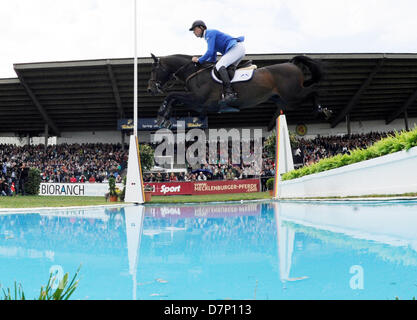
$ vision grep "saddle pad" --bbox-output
[211,68,255,84]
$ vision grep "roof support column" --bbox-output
[107,61,125,118]
[386,87,417,125]
[331,59,384,128]
[44,123,49,151]
[121,131,126,151]
[346,113,351,135]
[404,109,409,131]
[14,68,61,136]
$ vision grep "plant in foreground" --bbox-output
[1,265,81,300]
[282,126,417,181]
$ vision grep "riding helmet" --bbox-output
[189,20,207,31]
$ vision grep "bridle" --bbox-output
[149,60,170,93]
[150,58,194,93]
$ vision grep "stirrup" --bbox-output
[221,92,238,103]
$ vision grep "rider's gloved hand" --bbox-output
[192,57,201,66]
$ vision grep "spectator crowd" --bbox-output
[1,143,127,196]
[293,131,393,166]
[0,131,393,196]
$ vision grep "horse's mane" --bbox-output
[160,54,193,71]
[162,54,192,63]
[170,54,192,59]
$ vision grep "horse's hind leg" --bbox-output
[311,93,333,120]
[269,94,287,112]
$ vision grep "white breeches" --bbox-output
[215,42,246,71]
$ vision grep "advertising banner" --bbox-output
[39,183,123,197]
[145,179,260,196]
[39,179,260,197]
[118,117,208,131]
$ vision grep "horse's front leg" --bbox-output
[156,99,173,128]
[157,92,199,129]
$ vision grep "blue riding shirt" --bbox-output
[198,29,245,64]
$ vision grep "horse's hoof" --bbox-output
[164,120,172,129]
[156,116,165,127]
[158,102,168,116]
[156,117,171,129]
[323,108,333,120]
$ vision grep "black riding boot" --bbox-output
[218,66,238,105]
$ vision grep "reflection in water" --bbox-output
[125,206,145,300]
[278,201,417,267]
[0,200,417,299]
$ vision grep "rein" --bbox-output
[172,61,194,80]
[152,60,194,91]
[161,61,195,90]
[184,65,213,87]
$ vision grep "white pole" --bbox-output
[133,0,138,136]
[125,0,144,204]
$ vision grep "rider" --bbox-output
[189,20,245,106]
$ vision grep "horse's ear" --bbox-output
[151,53,158,62]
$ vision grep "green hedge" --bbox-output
[282,126,417,181]
[266,177,275,190]
[139,144,154,171]
[25,168,42,195]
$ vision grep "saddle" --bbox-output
[212,60,257,84]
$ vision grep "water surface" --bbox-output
[1,200,416,300]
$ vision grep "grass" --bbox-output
[0,195,110,208]
[2,191,417,208]
[3,191,417,208]
[0,192,272,208]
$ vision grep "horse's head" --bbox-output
[147,53,173,95]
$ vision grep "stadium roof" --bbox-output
[1,53,417,136]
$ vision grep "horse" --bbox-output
[147,53,330,128]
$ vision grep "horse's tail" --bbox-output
[290,55,323,87]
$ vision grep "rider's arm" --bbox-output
[198,32,217,64]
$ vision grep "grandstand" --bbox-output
[0,53,416,144]
[1,53,417,196]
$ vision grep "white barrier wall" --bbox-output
[39,183,124,197]
[55,131,150,144]
[0,134,56,146]
[0,131,150,145]
[279,146,417,198]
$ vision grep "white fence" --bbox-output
[279,146,417,198]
